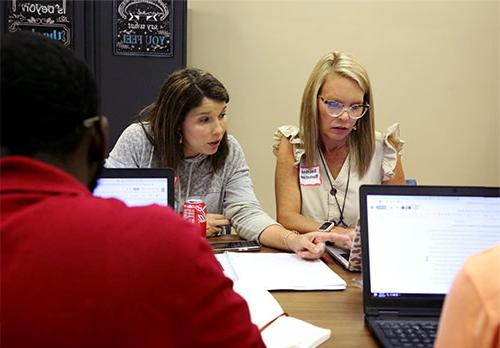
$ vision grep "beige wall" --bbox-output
[187,0,500,216]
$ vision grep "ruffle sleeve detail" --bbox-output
[380,123,405,181]
[272,125,305,167]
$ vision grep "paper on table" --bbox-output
[216,252,346,290]
[261,316,331,348]
[232,281,284,329]
[233,281,332,348]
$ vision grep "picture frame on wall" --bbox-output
[113,0,174,57]
[6,0,73,48]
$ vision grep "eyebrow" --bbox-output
[213,106,227,116]
[324,97,364,105]
[196,105,227,117]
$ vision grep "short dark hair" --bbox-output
[1,31,98,155]
[139,67,230,171]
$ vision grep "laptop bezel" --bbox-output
[97,168,175,208]
[360,184,500,316]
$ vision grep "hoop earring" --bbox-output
[176,130,183,144]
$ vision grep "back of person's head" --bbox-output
[140,67,230,170]
[1,31,98,156]
[300,51,375,176]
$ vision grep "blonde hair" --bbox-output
[299,51,375,177]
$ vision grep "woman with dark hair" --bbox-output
[107,67,326,258]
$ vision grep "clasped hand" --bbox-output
[286,232,326,260]
[206,213,230,237]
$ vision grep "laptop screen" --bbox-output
[360,185,500,313]
[93,168,175,208]
[367,194,500,297]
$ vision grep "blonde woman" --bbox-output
[273,51,405,249]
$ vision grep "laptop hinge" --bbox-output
[376,309,439,318]
[378,310,400,317]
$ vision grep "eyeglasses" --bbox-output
[318,96,369,120]
[82,116,100,128]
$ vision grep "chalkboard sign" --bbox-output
[113,0,173,57]
[7,0,73,47]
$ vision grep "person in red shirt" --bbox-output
[0,31,264,348]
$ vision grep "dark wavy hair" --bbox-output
[139,68,230,171]
[1,31,98,156]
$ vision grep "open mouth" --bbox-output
[208,140,221,146]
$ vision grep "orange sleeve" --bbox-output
[435,249,500,348]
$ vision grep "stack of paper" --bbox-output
[215,252,346,290]
[233,281,332,348]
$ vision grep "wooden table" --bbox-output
[210,237,378,347]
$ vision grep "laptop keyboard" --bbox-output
[376,320,437,348]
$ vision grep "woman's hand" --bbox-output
[206,213,230,237]
[312,228,355,250]
[287,232,326,260]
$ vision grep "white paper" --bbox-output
[232,281,284,329]
[261,316,331,348]
[217,252,346,290]
[215,252,238,281]
[232,280,332,348]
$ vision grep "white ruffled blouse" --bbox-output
[272,123,404,228]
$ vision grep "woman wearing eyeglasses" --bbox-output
[273,51,406,250]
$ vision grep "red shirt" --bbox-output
[1,156,264,348]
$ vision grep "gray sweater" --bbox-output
[105,123,277,240]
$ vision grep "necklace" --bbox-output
[318,147,351,227]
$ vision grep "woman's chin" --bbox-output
[196,149,218,156]
[206,144,220,154]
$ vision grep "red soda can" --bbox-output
[183,198,207,237]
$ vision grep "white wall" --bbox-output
[187,0,500,216]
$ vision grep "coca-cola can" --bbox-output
[183,198,207,237]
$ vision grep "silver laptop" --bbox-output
[360,185,500,348]
[325,219,362,271]
[93,168,175,208]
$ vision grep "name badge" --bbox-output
[299,165,322,186]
